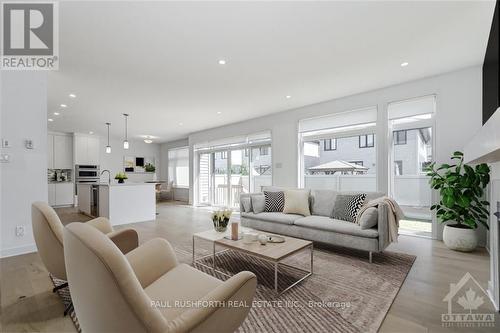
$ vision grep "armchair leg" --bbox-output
[53,282,68,293]
[369,251,373,263]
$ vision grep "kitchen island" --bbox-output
[77,182,156,225]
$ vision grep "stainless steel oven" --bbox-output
[75,165,100,194]
[76,165,100,179]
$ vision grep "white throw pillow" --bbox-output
[283,190,311,216]
[359,207,378,229]
[251,194,265,214]
[241,196,252,212]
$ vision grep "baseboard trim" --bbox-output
[1,244,37,258]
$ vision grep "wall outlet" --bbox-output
[1,138,11,148]
[25,139,34,149]
[15,225,25,237]
[0,154,10,163]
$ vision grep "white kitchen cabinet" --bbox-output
[48,135,54,169]
[48,183,74,207]
[74,134,100,165]
[48,133,73,169]
[53,135,73,169]
[48,184,56,206]
[87,137,100,165]
[55,183,74,206]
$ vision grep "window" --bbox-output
[217,151,228,159]
[167,147,189,187]
[394,130,407,145]
[299,106,377,192]
[324,138,337,151]
[359,134,374,148]
[259,147,269,156]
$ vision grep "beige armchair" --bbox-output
[31,201,139,315]
[64,222,257,333]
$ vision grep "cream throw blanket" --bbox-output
[355,196,404,243]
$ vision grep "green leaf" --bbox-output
[443,195,455,208]
[464,164,474,175]
[457,195,471,208]
[437,164,451,171]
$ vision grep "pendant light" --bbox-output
[105,122,111,154]
[123,113,129,149]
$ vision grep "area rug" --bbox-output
[50,245,414,333]
[49,275,81,333]
[186,245,415,333]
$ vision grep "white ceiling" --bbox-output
[48,0,496,143]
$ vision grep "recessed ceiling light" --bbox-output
[60,104,67,108]
[217,111,222,114]
[218,59,226,65]
[48,118,54,122]
[179,122,183,126]
[401,62,409,67]
[69,93,76,98]
[144,135,153,144]
[89,131,94,135]
[53,112,60,116]
[286,95,292,99]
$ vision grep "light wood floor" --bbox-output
[1,202,499,332]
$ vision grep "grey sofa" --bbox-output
[239,188,391,262]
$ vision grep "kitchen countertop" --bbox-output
[88,182,156,187]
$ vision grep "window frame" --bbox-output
[394,130,407,145]
[359,134,374,148]
[323,138,337,151]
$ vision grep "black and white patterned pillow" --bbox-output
[332,194,366,222]
[264,191,285,212]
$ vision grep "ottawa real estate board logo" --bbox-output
[1,2,58,70]
[442,272,495,328]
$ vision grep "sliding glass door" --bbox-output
[388,96,435,237]
[196,144,272,209]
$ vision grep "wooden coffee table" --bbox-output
[192,229,313,294]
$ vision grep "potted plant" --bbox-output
[211,209,232,232]
[145,163,156,173]
[425,151,490,252]
[115,172,128,184]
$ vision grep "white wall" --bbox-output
[159,138,189,202]
[98,136,161,183]
[1,71,48,257]
[185,66,482,239]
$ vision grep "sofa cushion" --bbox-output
[241,196,252,212]
[358,207,378,229]
[251,194,265,213]
[332,193,367,222]
[294,215,379,238]
[310,190,337,217]
[283,189,311,216]
[264,191,285,212]
[241,212,302,225]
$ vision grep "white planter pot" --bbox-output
[442,224,478,252]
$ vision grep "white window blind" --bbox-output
[388,95,436,120]
[193,131,271,152]
[168,147,189,187]
[299,106,377,140]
